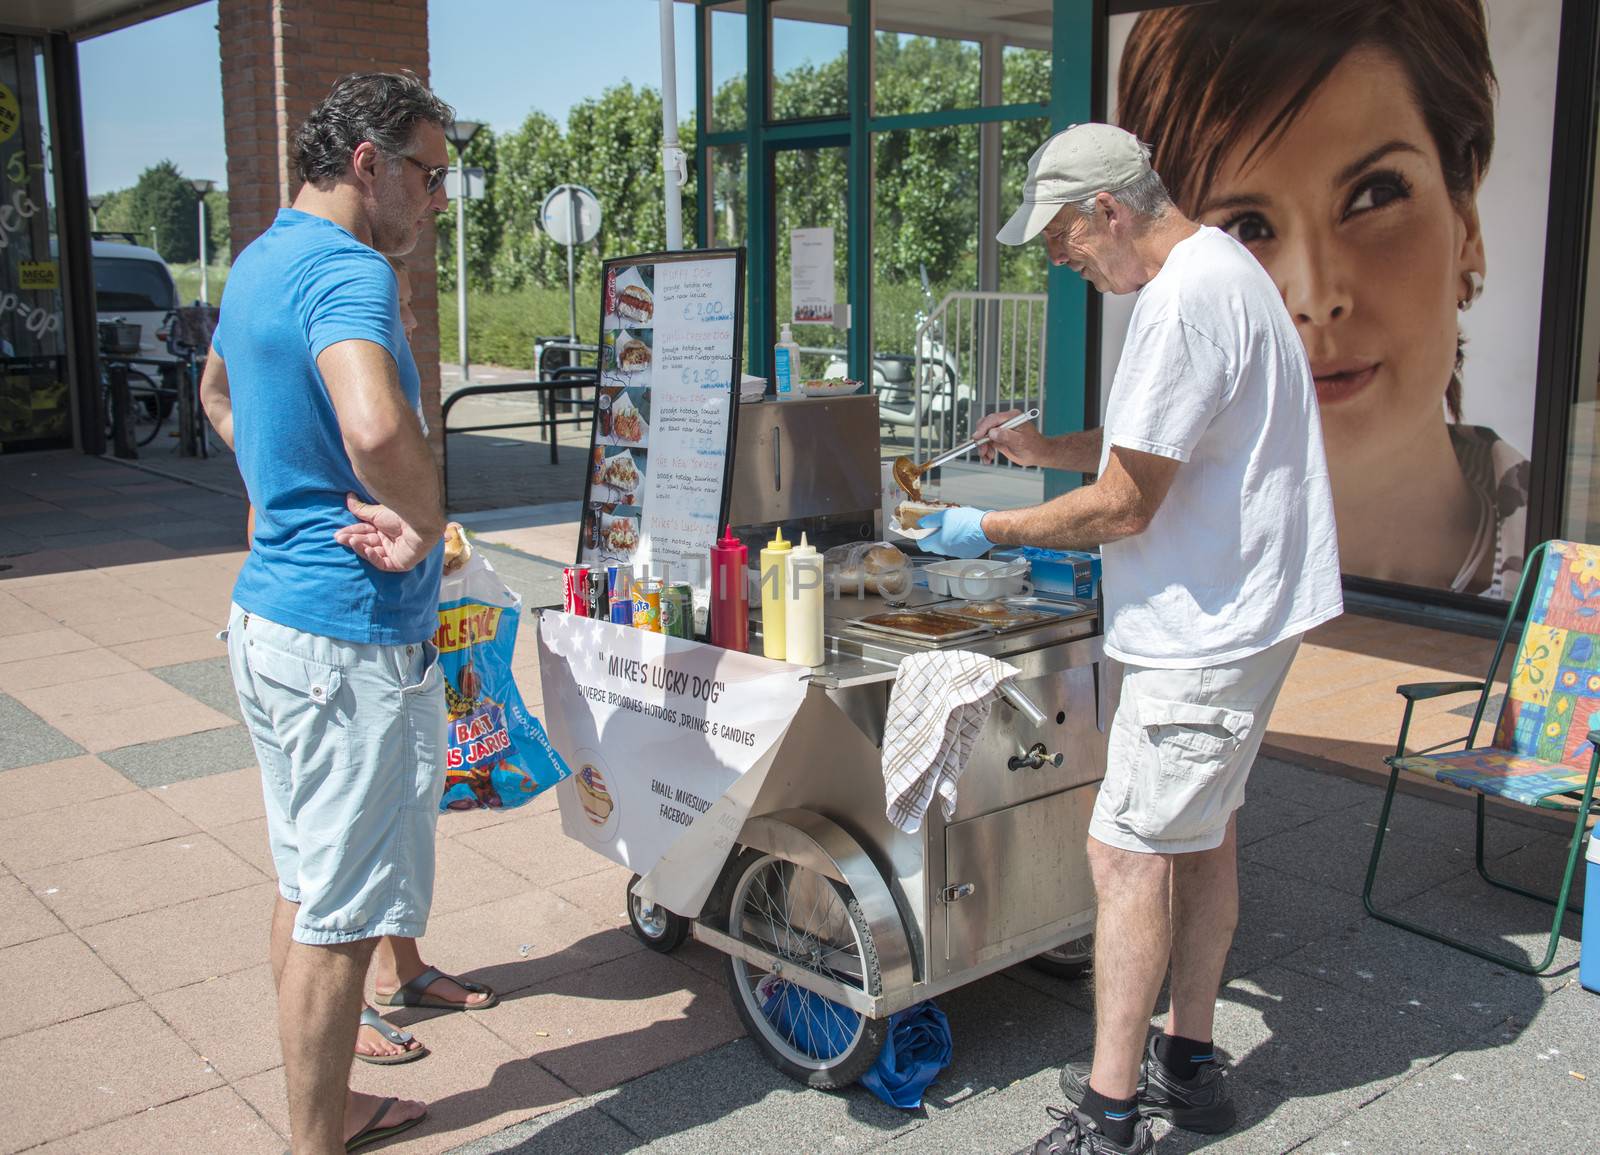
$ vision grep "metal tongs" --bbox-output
[892,407,1041,497]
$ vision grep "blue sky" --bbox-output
[80,0,845,196]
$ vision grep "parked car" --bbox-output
[93,237,179,364]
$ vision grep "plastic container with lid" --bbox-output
[758,528,791,660]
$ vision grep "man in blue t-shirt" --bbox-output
[200,73,455,1153]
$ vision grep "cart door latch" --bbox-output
[1009,743,1065,772]
[940,882,976,904]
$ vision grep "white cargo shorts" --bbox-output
[1090,634,1301,855]
[225,603,447,945]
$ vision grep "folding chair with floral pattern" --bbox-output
[1362,539,1600,974]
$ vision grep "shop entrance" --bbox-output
[0,32,69,452]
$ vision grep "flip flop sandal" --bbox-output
[373,965,499,1011]
[346,1096,426,1153]
[354,1007,428,1065]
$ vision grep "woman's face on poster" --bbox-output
[1195,47,1486,467]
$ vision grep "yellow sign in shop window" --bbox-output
[19,261,56,290]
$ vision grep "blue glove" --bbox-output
[920,506,994,559]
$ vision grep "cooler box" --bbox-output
[1583,832,1600,994]
[992,547,1102,600]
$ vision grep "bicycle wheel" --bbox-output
[124,369,165,446]
[724,848,887,1089]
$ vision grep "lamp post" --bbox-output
[190,178,215,305]
[88,193,106,231]
[442,120,483,382]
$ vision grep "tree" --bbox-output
[126,160,199,261]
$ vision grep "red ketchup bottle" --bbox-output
[710,526,750,651]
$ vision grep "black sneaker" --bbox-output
[1023,1105,1164,1155]
[1058,1036,1236,1135]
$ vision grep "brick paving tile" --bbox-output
[0,754,136,818]
[0,933,138,1040]
[0,790,197,871]
[9,667,200,716]
[149,963,282,1081]
[17,833,264,929]
[547,862,635,932]
[46,698,239,755]
[64,606,221,648]
[480,951,743,1096]
[0,1002,221,1153]
[355,1014,577,1154]
[454,807,616,887]
[78,880,277,997]
[211,815,277,876]
[0,626,97,665]
[0,598,57,638]
[29,1085,284,1154]
[429,835,531,918]
[150,765,266,829]
[401,887,642,1004]
[110,627,230,669]
[0,872,65,948]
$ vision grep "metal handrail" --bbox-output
[440,366,598,507]
[913,290,1048,468]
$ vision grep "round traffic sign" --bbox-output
[541,184,602,246]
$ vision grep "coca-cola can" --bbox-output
[563,566,590,616]
[587,570,609,619]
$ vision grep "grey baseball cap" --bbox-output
[997,123,1152,246]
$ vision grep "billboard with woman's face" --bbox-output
[1099,0,1560,600]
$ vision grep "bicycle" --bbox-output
[97,318,174,449]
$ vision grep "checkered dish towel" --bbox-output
[883,650,1020,833]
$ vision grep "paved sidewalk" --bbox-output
[1,449,1596,1154]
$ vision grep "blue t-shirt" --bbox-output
[213,208,442,645]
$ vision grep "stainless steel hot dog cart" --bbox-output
[621,394,1112,1088]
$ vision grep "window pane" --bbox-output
[771,0,848,121]
[1002,45,1050,107]
[708,3,748,135]
[773,144,848,380]
[998,119,1051,295]
[706,143,751,374]
[873,33,980,117]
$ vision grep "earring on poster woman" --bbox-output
[1458,270,1484,312]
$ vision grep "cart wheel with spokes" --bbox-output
[626,872,690,952]
[723,848,888,1089]
[1029,932,1095,980]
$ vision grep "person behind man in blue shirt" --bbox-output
[200,72,454,1154]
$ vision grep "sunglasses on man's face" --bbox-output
[398,154,449,196]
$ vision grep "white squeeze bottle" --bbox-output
[774,323,801,401]
[785,532,825,666]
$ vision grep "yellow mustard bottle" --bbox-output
[759,528,791,659]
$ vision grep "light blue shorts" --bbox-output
[225,603,446,945]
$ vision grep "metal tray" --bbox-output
[1002,595,1097,618]
[939,603,1057,632]
[847,610,988,644]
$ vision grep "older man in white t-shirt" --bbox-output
[919,124,1342,1155]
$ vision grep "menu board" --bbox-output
[577,249,745,608]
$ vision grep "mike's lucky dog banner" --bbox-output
[537,612,809,917]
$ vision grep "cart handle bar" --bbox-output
[998,679,1048,728]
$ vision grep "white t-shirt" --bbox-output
[1098,226,1342,668]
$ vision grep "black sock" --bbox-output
[1154,1033,1215,1081]
[1078,1085,1138,1148]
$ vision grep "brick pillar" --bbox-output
[216,0,444,458]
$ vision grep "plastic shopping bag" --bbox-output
[435,548,570,810]
[858,1001,952,1109]
[758,975,858,1061]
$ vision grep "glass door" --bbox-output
[0,33,67,450]
[768,140,849,390]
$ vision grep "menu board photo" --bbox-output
[578,249,746,607]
